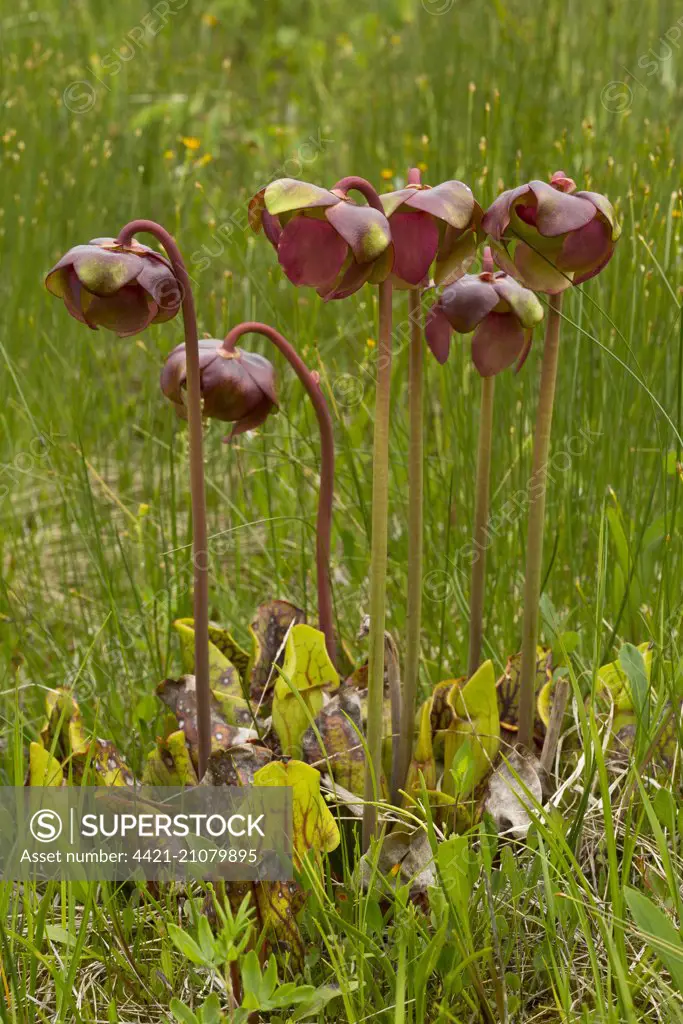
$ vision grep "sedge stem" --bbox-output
[518,293,564,749]
[117,219,211,778]
[467,374,495,678]
[363,279,393,849]
[394,288,424,801]
[221,322,336,664]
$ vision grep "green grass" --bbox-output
[1,0,682,1019]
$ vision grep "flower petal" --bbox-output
[264,178,338,216]
[556,217,611,273]
[514,243,572,294]
[425,306,453,364]
[85,286,156,336]
[226,398,275,441]
[471,314,526,377]
[277,216,347,287]
[380,188,415,219]
[71,247,144,296]
[324,202,391,263]
[482,184,531,239]
[406,180,476,230]
[241,350,279,408]
[319,258,374,300]
[521,181,597,238]
[137,261,182,322]
[438,275,499,333]
[574,191,621,241]
[434,228,478,285]
[491,275,544,328]
[388,211,439,286]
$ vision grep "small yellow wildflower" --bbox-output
[380,168,394,181]
[202,13,218,27]
[180,136,201,151]
[163,149,174,160]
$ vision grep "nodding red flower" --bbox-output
[248,178,392,300]
[380,175,482,288]
[425,260,544,377]
[482,170,620,294]
[160,340,278,440]
[45,238,182,336]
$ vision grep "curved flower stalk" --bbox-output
[251,175,393,849]
[426,254,544,679]
[249,177,393,299]
[220,321,337,665]
[45,221,218,780]
[483,173,620,749]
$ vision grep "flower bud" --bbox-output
[45,237,182,336]
[160,340,278,440]
[482,171,620,294]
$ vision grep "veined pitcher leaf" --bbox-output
[272,624,339,758]
[253,759,340,862]
[172,618,250,722]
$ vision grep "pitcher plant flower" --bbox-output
[425,260,544,376]
[47,219,214,780]
[484,173,621,749]
[45,237,182,335]
[482,170,620,295]
[379,170,482,288]
[161,340,278,440]
[427,250,544,680]
[249,177,393,299]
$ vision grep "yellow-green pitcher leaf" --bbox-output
[28,742,64,787]
[443,660,500,797]
[272,624,340,757]
[254,759,340,862]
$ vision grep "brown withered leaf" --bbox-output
[156,675,257,764]
[201,743,274,786]
[484,749,543,837]
[248,600,306,706]
[301,685,365,794]
[78,738,136,787]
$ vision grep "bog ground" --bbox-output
[0,1,682,1021]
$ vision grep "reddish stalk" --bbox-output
[222,322,336,664]
[117,219,211,779]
